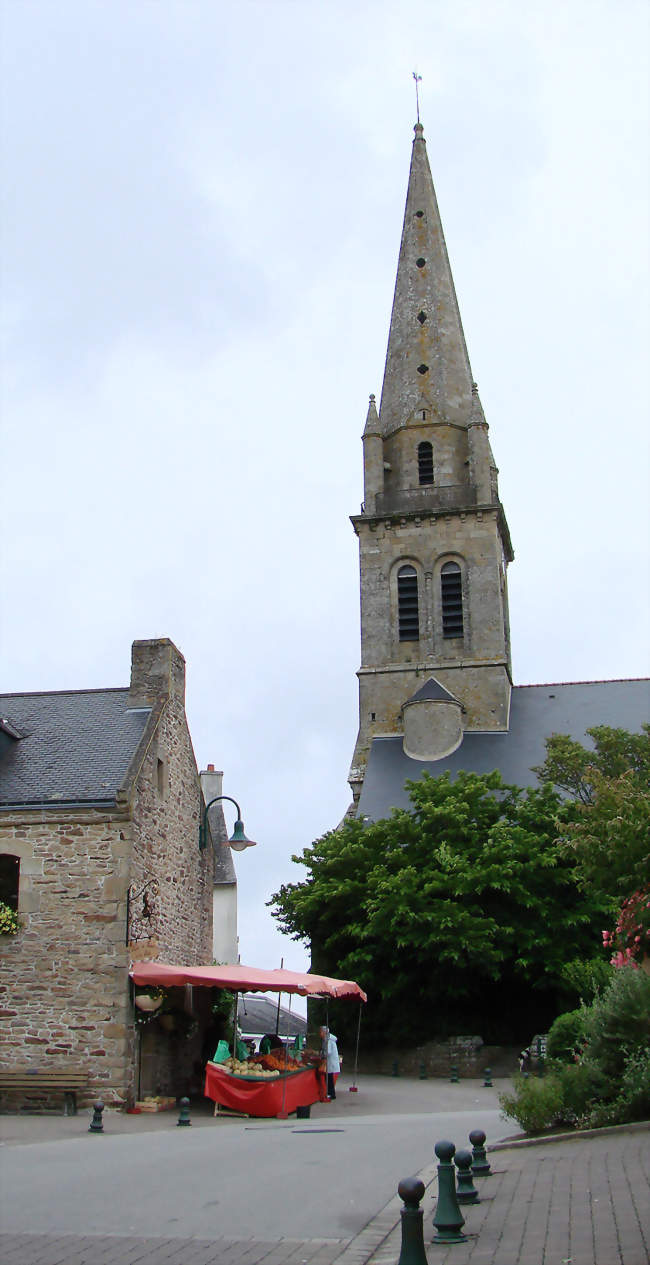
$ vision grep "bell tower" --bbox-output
[349,123,514,806]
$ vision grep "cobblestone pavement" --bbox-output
[349,1125,650,1265]
[0,1233,346,1264]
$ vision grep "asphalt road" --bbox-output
[0,1075,506,1242]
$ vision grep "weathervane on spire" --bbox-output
[412,71,422,124]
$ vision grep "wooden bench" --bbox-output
[0,1069,89,1115]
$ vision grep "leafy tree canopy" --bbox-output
[269,772,609,1045]
[535,724,650,903]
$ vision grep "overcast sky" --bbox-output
[1,1,648,992]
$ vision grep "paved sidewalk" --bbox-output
[349,1124,650,1265]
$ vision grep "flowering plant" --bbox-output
[602,888,650,967]
[0,900,21,935]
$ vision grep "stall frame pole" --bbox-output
[350,1002,362,1092]
[277,991,293,1119]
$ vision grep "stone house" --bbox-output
[0,638,235,1110]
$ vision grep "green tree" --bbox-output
[535,725,650,903]
[269,772,608,1046]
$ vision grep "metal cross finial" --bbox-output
[413,71,422,124]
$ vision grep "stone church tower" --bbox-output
[349,123,514,806]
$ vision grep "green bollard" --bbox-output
[454,1149,480,1204]
[177,1096,192,1126]
[483,1066,493,1087]
[392,1060,400,1077]
[450,1064,459,1083]
[469,1128,491,1176]
[432,1140,466,1244]
[88,1100,104,1133]
[396,1177,428,1265]
[418,1061,427,1080]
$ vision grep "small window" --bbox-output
[418,442,433,485]
[0,854,19,911]
[441,562,464,638]
[398,565,420,641]
[156,758,165,796]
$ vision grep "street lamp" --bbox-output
[199,794,257,852]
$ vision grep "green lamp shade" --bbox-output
[228,819,257,851]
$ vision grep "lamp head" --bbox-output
[227,819,257,852]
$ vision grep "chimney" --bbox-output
[129,639,186,706]
[200,766,223,805]
[200,766,228,851]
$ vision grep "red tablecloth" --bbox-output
[204,1062,322,1117]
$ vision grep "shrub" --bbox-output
[583,1045,650,1129]
[507,967,650,1134]
[499,1073,564,1134]
[580,964,650,1081]
[546,1009,586,1064]
[554,1062,600,1124]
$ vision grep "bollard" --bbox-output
[177,1096,192,1126]
[450,1064,459,1083]
[483,1067,493,1087]
[418,1061,427,1080]
[392,1060,400,1077]
[88,1100,104,1133]
[396,1177,428,1265]
[469,1128,491,1176]
[454,1149,480,1204]
[432,1140,466,1244]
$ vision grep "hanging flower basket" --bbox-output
[135,990,164,1013]
[0,901,21,936]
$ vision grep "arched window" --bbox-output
[398,565,420,641]
[441,562,464,638]
[417,441,434,485]
[0,854,19,911]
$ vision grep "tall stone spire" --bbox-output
[348,123,514,808]
[379,123,473,435]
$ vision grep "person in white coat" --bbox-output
[320,1025,340,1100]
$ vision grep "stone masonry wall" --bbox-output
[358,1037,520,1078]
[129,694,212,966]
[0,809,133,1109]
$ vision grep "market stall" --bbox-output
[130,961,367,1119]
[204,1060,320,1117]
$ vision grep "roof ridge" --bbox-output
[0,686,131,700]
[515,678,649,689]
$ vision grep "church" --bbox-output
[348,123,648,820]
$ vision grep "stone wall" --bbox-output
[128,695,213,966]
[0,809,133,1109]
[357,1036,520,1079]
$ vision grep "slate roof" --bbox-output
[237,994,308,1038]
[0,689,153,808]
[408,677,461,704]
[358,678,650,821]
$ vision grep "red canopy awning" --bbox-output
[129,960,367,1003]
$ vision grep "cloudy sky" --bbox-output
[2,1,648,987]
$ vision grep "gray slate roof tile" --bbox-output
[0,689,152,807]
[358,678,650,821]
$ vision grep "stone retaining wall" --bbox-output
[357,1035,520,1078]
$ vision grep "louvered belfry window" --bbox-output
[441,562,464,638]
[398,565,420,641]
[418,441,434,485]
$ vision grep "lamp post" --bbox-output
[199,794,257,852]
